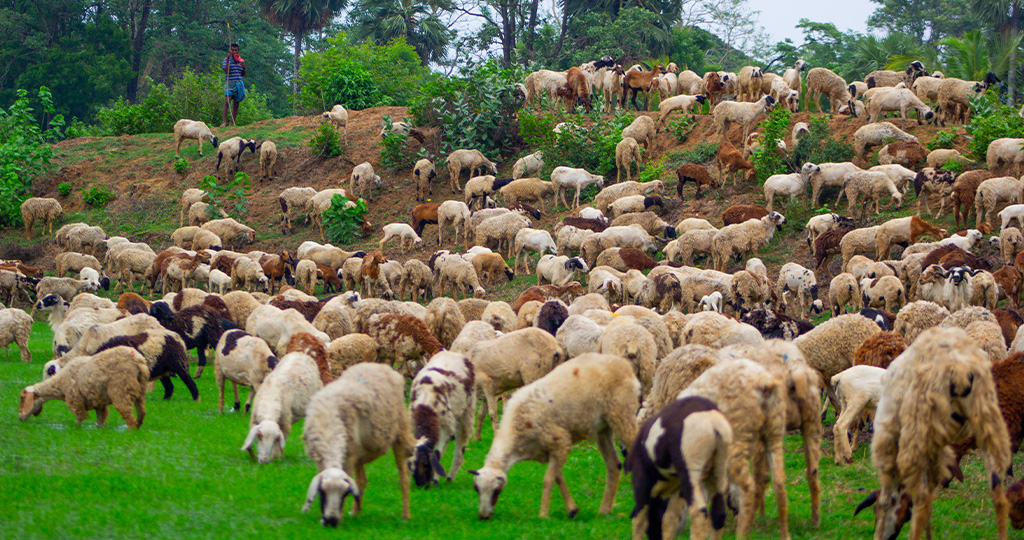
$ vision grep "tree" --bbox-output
[258,0,347,92]
[867,0,982,45]
[971,0,1024,101]
[348,0,453,65]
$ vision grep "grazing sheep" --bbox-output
[214,329,277,413]
[830,365,886,464]
[865,87,935,128]
[860,275,907,313]
[350,162,381,201]
[512,151,544,180]
[215,137,256,173]
[513,228,557,273]
[379,223,422,253]
[20,197,62,239]
[763,173,805,212]
[476,211,532,258]
[806,67,854,114]
[655,93,707,128]
[710,212,787,271]
[0,307,32,363]
[776,262,821,318]
[408,351,476,486]
[173,119,218,157]
[616,137,642,183]
[300,363,414,526]
[608,195,665,218]
[593,180,665,213]
[987,138,1024,175]
[472,353,639,519]
[853,122,918,163]
[551,166,606,209]
[622,115,657,150]
[412,158,437,202]
[241,348,323,464]
[257,140,277,178]
[713,95,776,144]
[806,213,855,249]
[829,273,862,316]
[500,178,553,213]
[447,148,497,192]
[801,162,864,208]
[795,314,881,415]
[838,171,903,218]
[322,104,348,143]
[367,313,442,376]
[937,74,998,124]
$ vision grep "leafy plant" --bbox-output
[199,172,251,218]
[965,90,1024,161]
[308,123,344,157]
[173,159,190,174]
[637,156,667,183]
[323,194,369,244]
[942,158,965,174]
[669,142,719,165]
[519,110,634,178]
[926,129,958,151]
[82,185,115,207]
[667,117,697,143]
[784,115,854,171]
[751,108,792,184]
[0,87,63,226]
[57,182,72,196]
[379,115,414,170]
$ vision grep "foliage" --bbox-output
[670,141,720,165]
[667,117,697,143]
[173,159,190,174]
[0,87,63,227]
[347,0,453,66]
[323,194,369,244]
[519,110,634,177]
[379,115,415,170]
[942,158,965,174]
[294,33,428,113]
[964,90,1024,160]
[199,172,252,219]
[637,156,667,183]
[784,115,855,172]
[82,185,116,207]
[308,123,345,157]
[57,183,72,197]
[96,70,272,136]
[536,8,674,68]
[410,59,525,160]
[867,0,982,45]
[927,129,960,150]
[751,108,792,184]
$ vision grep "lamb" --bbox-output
[240,347,323,464]
[655,93,707,128]
[763,172,805,212]
[709,211,787,272]
[214,329,277,413]
[551,166,605,209]
[865,87,935,128]
[472,353,638,519]
[853,122,918,163]
[860,275,906,313]
[806,67,854,114]
[433,253,486,299]
[627,396,732,540]
[677,359,789,539]
[717,138,756,184]
[776,262,821,318]
[0,307,32,363]
[322,104,348,144]
[468,327,564,438]
[215,136,256,173]
[208,268,232,295]
[19,346,149,429]
[512,151,544,180]
[616,137,642,183]
[987,138,1024,175]
[794,313,881,415]
[592,180,665,213]
[879,140,929,169]
[608,195,664,218]
[349,162,381,201]
[407,351,476,487]
[611,212,677,238]
[257,140,277,178]
[378,223,422,254]
[862,327,1010,540]
[712,95,776,144]
[20,197,62,238]
[830,365,886,464]
[783,59,806,92]
[837,171,903,218]
[829,273,862,316]
[800,162,864,207]
[367,313,442,376]
[805,213,856,248]
[173,119,218,157]
[500,178,553,213]
[446,148,497,192]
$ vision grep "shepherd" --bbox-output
[222,43,246,127]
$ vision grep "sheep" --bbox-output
[853,122,918,163]
[54,252,101,279]
[805,213,855,248]
[599,322,657,393]
[434,200,471,246]
[865,87,935,128]
[911,167,957,217]
[830,365,886,464]
[674,163,717,200]
[447,148,497,192]
[246,304,329,355]
[709,212,787,272]
[178,189,207,227]
[677,359,789,539]
[611,212,677,240]
[433,253,486,299]
[0,307,32,363]
[717,138,755,185]
[627,396,732,540]
[853,331,908,369]
[299,363,413,527]
[214,329,277,413]
[870,164,918,197]
[397,259,431,303]
[500,178,553,213]
[800,162,863,207]
[937,75,998,124]
[598,224,661,254]
[736,65,764,101]
[468,327,564,439]
[806,67,854,114]
[776,262,821,318]
[593,180,665,213]
[763,173,804,212]
[406,351,476,488]
[215,136,256,173]
[616,137,642,183]
[208,268,231,295]
[860,275,907,313]
[794,313,881,415]
[525,69,569,104]
[551,166,605,209]
[150,301,224,378]
[378,223,421,254]
[230,256,269,293]
[201,217,255,250]
[1000,205,1024,233]
[367,313,442,376]
[257,140,277,178]
[974,176,1023,227]
[349,162,381,201]
[322,104,348,143]
[837,171,903,218]
[862,327,1010,540]
[462,175,510,210]
[987,138,1024,175]
[608,195,664,218]
[472,353,638,520]
[875,215,946,260]
[423,297,465,350]
[927,148,967,170]
[713,95,776,144]
[323,333,378,375]
[512,151,544,180]
[19,346,149,429]
[830,273,862,316]
[655,93,707,128]
[34,276,98,304]
[173,119,218,157]
[512,228,556,273]
[622,64,664,110]
[20,197,62,238]
[476,212,532,258]
[296,241,364,272]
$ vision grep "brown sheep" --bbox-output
[995,266,1023,310]
[595,247,658,271]
[675,163,717,199]
[951,352,1024,484]
[359,252,388,298]
[471,252,515,285]
[717,138,755,185]
[879,140,928,169]
[950,170,995,230]
[853,331,907,368]
[722,204,769,226]
[285,332,332,386]
[116,292,151,316]
[367,313,443,376]
[994,308,1024,348]
[560,216,608,232]
[814,229,852,279]
[411,203,440,238]
[922,244,992,271]
[557,67,592,111]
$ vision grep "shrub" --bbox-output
[379,115,415,170]
[199,172,251,218]
[519,110,634,178]
[965,90,1024,161]
[926,128,958,151]
[751,108,792,184]
[667,117,697,143]
[670,141,719,165]
[57,182,72,196]
[173,159,190,174]
[638,156,667,183]
[0,87,63,226]
[784,115,853,171]
[308,123,344,157]
[323,194,369,244]
[942,158,964,174]
[82,185,116,207]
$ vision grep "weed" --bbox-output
[57,182,72,196]
[308,123,344,157]
[173,158,190,174]
[200,172,251,219]
[82,185,115,207]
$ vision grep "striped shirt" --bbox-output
[223,57,244,83]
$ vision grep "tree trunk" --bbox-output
[126,0,153,102]
[293,31,303,94]
[523,0,539,63]
[501,0,515,68]
[551,6,570,60]
[1010,2,1021,105]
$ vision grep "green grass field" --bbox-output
[0,321,1014,539]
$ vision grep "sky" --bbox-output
[746,0,878,44]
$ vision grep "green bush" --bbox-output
[82,185,115,207]
[965,90,1024,161]
[784,115,854,171]
[0,87,63,226]
[519,110,634,178]
[323,194,369,244]
[926,128,958,151]
[308,123,344,157]
[199,172,250,218]
[670,142,719,165]
[667,117,697,143]
[942,158,964,174]
[379,115,415,170]
[751,108,792,184]
[57,182,72,196]
[637,156,667,183]
[173,159,190,174]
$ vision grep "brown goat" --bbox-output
[621,65,663,110]
[996,266,1024,310]
[881,140,928,169]
[315,264,342,293]
[675,163,717,199]
[853,331,907,368]
[556,67,592,111]
[520,281,585,301]
[258,251,296,294]
[412,203,440,237]
[717,138,755,184]
[359,251,388,298]
[951,352,1024,482]
[813,228,851,279]
[703,71,726,106]
[722,204,768,225]
[560,216,608,232]
[116,292,152,315]
[995,308,1024,348]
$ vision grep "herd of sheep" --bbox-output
[4,54,1024,540]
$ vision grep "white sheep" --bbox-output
[622,115,657,150]
[322,104,348,144]
[763,172,805,212]
[999,204,1024,231]
[408,351,476,486]
[240,350,323,464]
[0,307,32,363]
[852,122,918,163]
[500,178,553,213]
[802,161,864,207]
[173,119,218,157]
[437,200,471,245]
[447,148,497,192]
[214,329,277,413]
[976,176,1021,226]
[379,223,422,253]
[870,163,918,195]
[412,158,436,201]
[512,151,544,179]
[655,94,707,128]
[513,228,556,273]
[865,87,935,128]
[710,212,787,271]
[551,166,605,209]
[256,140,277,178]
[20,197,62,238]
[806,67,854,114]
[830,365,885,464]
[987,138,1024,174]
[615,137,642,183]
[208,269,232,295]
[536,254,589,287]
[215,137,257,173]
[836,170,903,218]
[712,94,776,144]
[350,162,381,201]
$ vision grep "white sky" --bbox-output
[746,0,877,43]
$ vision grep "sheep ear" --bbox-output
[430,450,447,477]
[468,469,479,476]
[241,425,259,454]
[302,472,323,513]
[853,491,878,516]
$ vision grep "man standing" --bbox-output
[222,43,246,127]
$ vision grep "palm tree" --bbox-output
[940,30,991,80]
[970,0,1023,101]
[349,0,452,65]
[258,0,347,92]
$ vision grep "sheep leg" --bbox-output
[596,430,622,515]
[833,394,866,464]
[159,376,175,400]
[194,347,207,379]
[232,382,241,411]
[216,369,226,413]
[908,490,934,540]
[134,395,146,427]
[353,464,368,516]
[393,443,412,520]
[728,437,757,539]
[112,396,139,429]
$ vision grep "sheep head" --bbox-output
[470,466,507,520]
[409,441,446,488]
[855,489,913,540]
[241,420,285,464]
[302,467,360,527]
[1008,479,1024,529]
[17,387,46,420]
